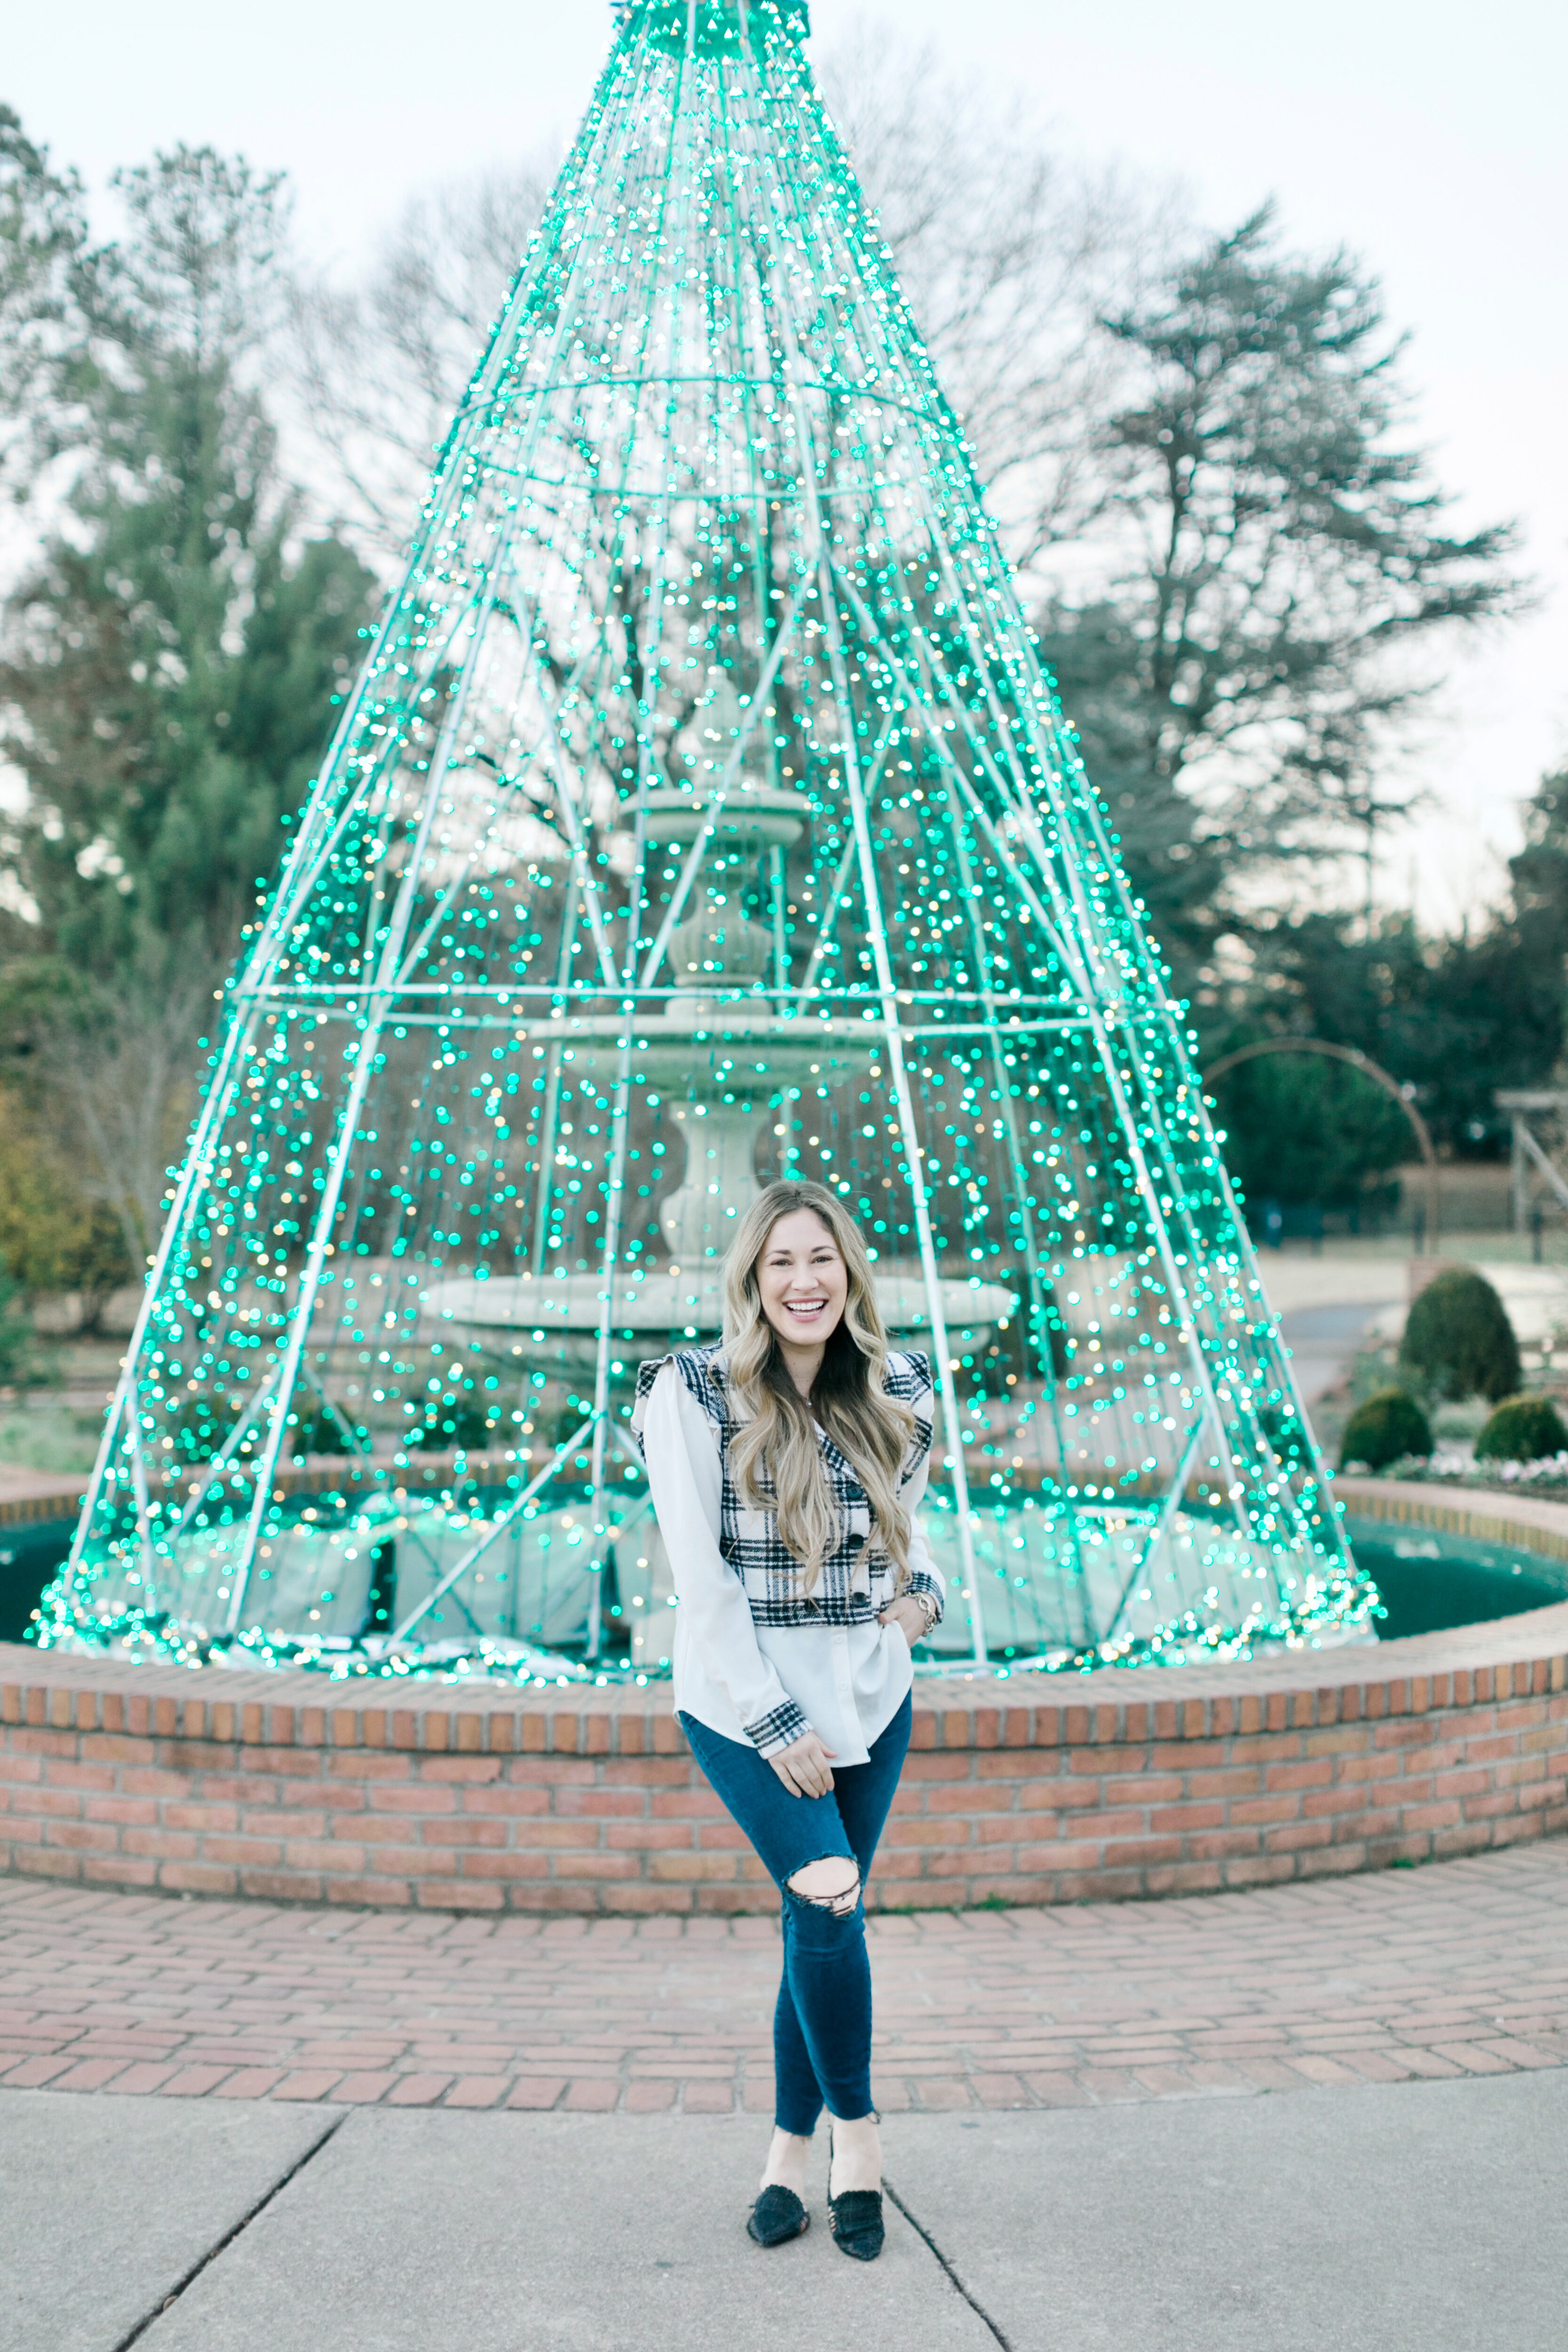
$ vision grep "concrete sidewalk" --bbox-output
[7,2071,1566,2352]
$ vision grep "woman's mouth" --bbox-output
[782,1296,827,1320]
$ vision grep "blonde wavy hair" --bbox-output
[721,1181,916,1592]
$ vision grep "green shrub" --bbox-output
[287,1404,354,1458]
[1340,1387,1433,1471]
[1398,1268,1520,1404]
[1474,1395,1568,1463]
[172,1390,244,1461]
[406,1392,505,1452]
[447,1399,504,1451]
[549,1398,596,1455]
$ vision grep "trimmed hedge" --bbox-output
[1340,1387,1433,1472]
[1474,1395,1568,1464]
[1398,1268,1521,1404]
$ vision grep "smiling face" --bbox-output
[756,1206,849,1364]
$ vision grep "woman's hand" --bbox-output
[770,1729,837,1798]
[878,1594,928,1649]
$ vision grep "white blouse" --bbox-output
[639,1361,940,1766]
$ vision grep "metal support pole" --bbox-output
[585,1022,636,1660]
[223,585,507,1632]
[773,352,989,1664]
[769,843,788,1001]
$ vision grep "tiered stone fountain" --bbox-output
[429,774,1014,1359]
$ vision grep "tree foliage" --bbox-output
[0,1250,41,1390]
[0,1084,133,1311]
[1040,208,1525,967]
[1247,767,1568,1152]
[2,148,375,975]
[0,105,85,497]
[1210,1045,1411,1213]
[0,141,378,1266]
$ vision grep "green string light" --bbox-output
[39,0,1374,1685]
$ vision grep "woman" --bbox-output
[633,1179,945,2260]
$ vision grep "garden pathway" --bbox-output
[2,1839,1566,2116]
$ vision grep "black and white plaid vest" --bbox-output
[631,1343,943,1657]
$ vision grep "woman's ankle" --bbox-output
[828,2112,881,2195]
[760,2127,812,2194]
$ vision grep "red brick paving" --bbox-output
[1,1842,1566,2114]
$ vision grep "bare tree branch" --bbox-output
[0,946,218,1272]
[816,21,1175,577]
[287,160,557,558]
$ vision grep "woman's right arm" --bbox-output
[641,1363,817,1764]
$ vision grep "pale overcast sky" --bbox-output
[8,0,1564,934]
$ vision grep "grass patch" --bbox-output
[0,1403,106,1475]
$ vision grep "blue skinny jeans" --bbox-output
[680,1693,912,2137]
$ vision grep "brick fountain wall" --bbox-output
[2,1480,1566,1913]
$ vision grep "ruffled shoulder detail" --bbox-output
[629,1344,729,1456]
[884,1348,932,1408]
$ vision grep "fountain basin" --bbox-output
[12,1487,1568,1912]
[33,1483,1375,1678]
[424,1264,1018,1367]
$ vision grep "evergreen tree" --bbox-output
[1230,766,1568,1162]
[1040,208,1524,976]
[1210,1043,1411,1219]
[0,147,378,1262]
[0,105,85,495]
[1498,765,1568,1097]
[3,148,375,973]
[0,1250,40,1391]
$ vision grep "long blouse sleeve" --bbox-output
[900,1445,945,1628]
[640,1361,812,1757]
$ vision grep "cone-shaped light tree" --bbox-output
[48,0,1371,1680]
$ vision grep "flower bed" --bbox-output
[1344,1454,1568,1495]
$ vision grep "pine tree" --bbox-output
[1244,767,1568,1157]
[1042,208,1523,971]
[0,105,85,495]
[0,148,378,1261]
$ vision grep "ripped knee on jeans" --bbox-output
[786,1856,862,1919]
